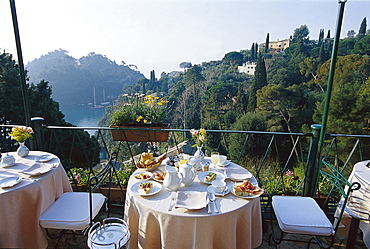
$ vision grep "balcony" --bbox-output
[1,122,369,248]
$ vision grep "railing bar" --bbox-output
[340,138,360,175]
[237,134,249,165]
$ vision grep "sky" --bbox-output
[0,0,369,78]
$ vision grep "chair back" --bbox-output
[320,158,361,233]
[88,152,118,226]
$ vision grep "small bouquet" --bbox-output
[9,126,33,143]
[190,128,207,147]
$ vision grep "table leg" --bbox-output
[346,217,360,249]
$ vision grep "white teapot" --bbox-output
[179,163,196,186]
[163,166,182,191]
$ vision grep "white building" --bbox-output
[238,61,256,76]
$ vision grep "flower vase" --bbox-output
[17,142,29,157]
[194,146,205,162]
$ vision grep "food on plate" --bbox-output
[136,152,166,169]
[139,182,153,194]
[232,180,264,197]
[154,171,166,181]
[134,172,151,180]
[205,172,217,182]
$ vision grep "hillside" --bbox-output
[26,49,145,107]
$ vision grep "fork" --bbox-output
[168,192,176,211]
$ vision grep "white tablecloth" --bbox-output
[0,151,72,249]
[346,160,370,248]
[124,160,263,249]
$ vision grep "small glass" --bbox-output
[211,152,219,166]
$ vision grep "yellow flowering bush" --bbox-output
[110,93,169,126]
[9,126,33,143]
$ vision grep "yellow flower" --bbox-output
[136,116,143,122]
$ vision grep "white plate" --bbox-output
[231,183,264,199]
[132,171,153,181]
[22,163,56,176]
[35,155,54,163]
[217,160,230,167]
[198,171,226,184]
[131,180,162,196]
[0,162,16,168]
[152,171,165,182]
[207,185,230,196]
[0,176,22,188]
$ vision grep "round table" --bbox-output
[0,151,72,249]
[124,158,263,249]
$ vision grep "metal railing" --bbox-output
[1,120,370,206]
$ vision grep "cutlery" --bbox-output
[207,193,212,214]
[209,193,218,213]
[168,192,176,211]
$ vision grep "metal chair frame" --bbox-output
[43,152,120,248]
[269,158,361,248]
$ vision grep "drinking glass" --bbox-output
[211,152,219,166]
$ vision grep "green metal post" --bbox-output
[316,0,347,194]
[303,124,321,197]
[9,0,33,149]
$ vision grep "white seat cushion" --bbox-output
[272,196,334,236]
[40,192,106,230]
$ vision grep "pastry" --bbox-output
[139,182,152,194]
[205,172,217,182]
[233,180,263,197]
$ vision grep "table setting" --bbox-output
[0,150,72,249]
[124,151,263,249]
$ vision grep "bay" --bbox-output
[60,105,106,135]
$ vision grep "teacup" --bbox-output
[218,155,227,165]
[1,154,15,166]
[212,180,226,193]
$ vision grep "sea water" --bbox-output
[60,105,106,136]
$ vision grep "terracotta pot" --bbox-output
[110,124,170,142]
[72,185,127,203]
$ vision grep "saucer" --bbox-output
[0,162,16,168]
[217,160,230,167]
[207,185,230,196]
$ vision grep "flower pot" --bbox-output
[72,185,127,203]
[110,124,170,142]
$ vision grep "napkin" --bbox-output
[175,191,207,210]
[22,163,56,175]
[225,166,252,181]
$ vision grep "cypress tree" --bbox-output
[247,52,267,112]
[358,17,367,38]
[251,43,255,61]
[265,33,270,53]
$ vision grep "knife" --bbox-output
[207,193,212,214]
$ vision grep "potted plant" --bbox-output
[109,93,170,142]
[70,164,136,202]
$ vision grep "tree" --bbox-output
[247,53,267,112]
[265,33,270,53]
[223,51,243,66]
[292,25,310,44]
[358,17,367,38]
[353,34,370,56]
[179,62,192,70]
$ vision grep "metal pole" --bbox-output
[316,0,347,192]
[303,124,321,197]
[9,0,31,127]
[9,0,33,149]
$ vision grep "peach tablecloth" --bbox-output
[124,160,263,249]
[0,151,72,249]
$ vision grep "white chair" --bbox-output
[40,152,118,246]
[270,159,360,248]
